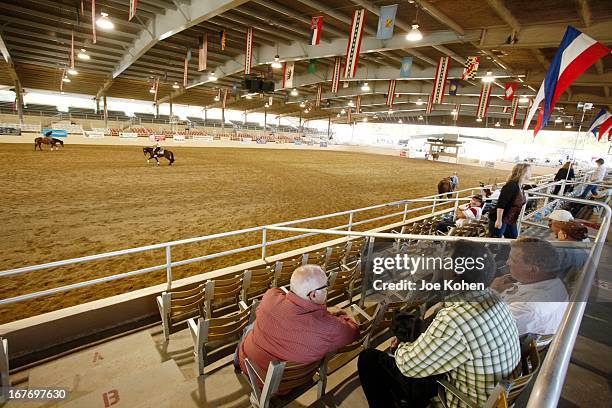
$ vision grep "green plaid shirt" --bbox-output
[395,290,520,408]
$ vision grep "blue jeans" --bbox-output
[579,184,598,199]
[492,223,518,239]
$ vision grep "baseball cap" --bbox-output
[547,209,574,222]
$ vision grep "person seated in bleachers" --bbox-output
[491,237,568,340]
[555,221,590,280]
[436,195,484,233]
[358,240,520,408]
[237,265,359,390]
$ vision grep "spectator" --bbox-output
[490,163,532,238]
[547,209,574,237]
[556,221,590,280]
[449,172,459,190]
[491,237,568,339]
[237,265,358,389]
[579,158,607,198]
[436,195,484,233]
[552,161,575,195]
[358,241,520,408]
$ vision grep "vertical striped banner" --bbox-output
[316,84,322,108]
[91,0,96,44]
[245,28,253,75]
[426,96,433,114]
[129,0,137,20]
[183,57,189,86]
[347,108,352,124]
[386,80,396,106]
[430,57,450,105]
[331,57,341,93]
[222,88,228,109]
[509,97,520,126]
[343,9,367,78]
[476,82,493,119]
[70,31,75,69]
[355,95,361,113]
[198,34,207,71]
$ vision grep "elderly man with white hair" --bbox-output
[237,264,359,390]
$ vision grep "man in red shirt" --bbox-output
[238,264,359,385]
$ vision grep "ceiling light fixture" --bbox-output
[245,94,252,99]
[264,103,269,108]
[398,119,403,124]
[77,49,90,60]
[172,82,180,89]
[555,117,562,123]
[482,71,495,83]
[417,115,424,121]
[361,82,370,92]
[495,121,501,127]
[62,76,71,83]
[519,95,529,103]
[348,100,355,107]
[299,101,305,108]
[149,87,155,94]
[96,12,114,30]
[271,55,282,69]
[67,68,78,76]
[214,95,220,102]
[290,88,298,96]
[340,109,346,115]
[565,123,572,129]
[362,117,368,122]
[415,98,424,106]
[208,72,218,82]
[336,113,341,118]
[476,117,483,122]
[406,24,423,42]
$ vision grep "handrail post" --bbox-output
[453,191,460,215]
[261,227,267,260]
[0,337,9,403]
[348,212,354,231]
[432,198,437,214]
[516,191,529,236]
[402,202,409,223]
[165,246,172,290]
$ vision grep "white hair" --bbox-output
[290,264,326,300]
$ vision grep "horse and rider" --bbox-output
[143,141,175,166]
[34,131,64,151]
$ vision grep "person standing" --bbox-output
[579,158,607,198]
[490,163,532,239]
[449,172,459,191]
[552,162,575,195]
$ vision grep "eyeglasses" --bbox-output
[308,283,329,297]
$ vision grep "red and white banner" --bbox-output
[310,16,323,45]
[129,0,137,21]
[504,82,517,100]
[183,56,189,86]
[198,34,207,71]
[509,97,520,126]
[430,56,450,105]
[70,31,75,69]
[343,9,367,78]
[331,57,341,93]
[222,88,228,109]
[476,82,493,119]
[245,28,254,75]
[355,95,361,113]
[426,96,433,115]
[91,0,96,44]
[386,80,396,107]
[282,61,295,89]
[316,84,322,108]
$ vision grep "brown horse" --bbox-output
[35,136,64,151]
[438,177,454,198]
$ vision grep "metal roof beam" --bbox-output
[577,0,592,27]
[414,1,465,36]
[486,0,521,32]
[296,0,376,35]
[228,9,311,42]
[0,32,21,86]
[212,14,296,44]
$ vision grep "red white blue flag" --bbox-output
[588,108,612,141]
[310,16,323,45]
[524,26,610,136]
[245,28,254,75]
[343,9,367,78]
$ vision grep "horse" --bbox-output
[34,136,64,151]
[143,147,175,166]
[437,177,454,198]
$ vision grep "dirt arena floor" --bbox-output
[0,143,511,323]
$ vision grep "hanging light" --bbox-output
[373,115,378,119]
[96,12,114,30]
[336,113,341,118]
[451,109,457,115]
[476,117,483,122]
[172,82,180,89]
[417,115,424,120]
[264,103,269,108]
[565,123,572,129]
[340,109,346,115]
[271,55,282,69]
[362,117,368,122]
[67,68,78,76]
[482,71,495,83]
[299,101,306,108]
[361,82,370,92]
[149,87,155,94]
[77,49,90,60]
[290,88,298,96]
[519,95,529,103]
[495,121,501,127]
[348,100,355,107]
[62,75,71,83]
[214,94,220,102]
[406,24,423,42]
[208,72,218,82]
[245,94,253,99]
[555,117,562,123]
[304,109,309,113]
[415,98,424,106]
[388,108,393,114]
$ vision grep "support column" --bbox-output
[244,110,247,124]
[299,111,303,135]
[264,108,267,132]
[155,103,159,118]
[169,99,173,132]
[327,115,331,140]
[103,95,108,129]
[221,106,225,135]
[95,98,100,115]
[14,81,24,126]
[204,108,207,126]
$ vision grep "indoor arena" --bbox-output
[0,1,610,408]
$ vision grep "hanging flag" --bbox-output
[92,0,96,44]
[525,26,610,136]
[429,56,450,107]
[308,59,317,74]
[461,56,480,80]
[282,61,295,88]
[316,84,322,108]
[509,97,520,126]
[183,55,189,86]
[399,57,412,78]
[245,28,254,75]
[153,77,159,101]
[219,31,226,51]
[376,4,397,40]
[448,79,459,96]
[70,31,75,69]
[425,96,433,115]
[331,57,341,93]
[129,0,137,21]
[347,108,352,124]
[476,82,493,119]
[355,94,361,113]
[343,9,367,78]
[523,98,533,126]
[504,82,517,100]
[588,108,612,141]
[310,16,323,45]
[386,80,396,107]
[198,34,207,71]
[222,88,228,109]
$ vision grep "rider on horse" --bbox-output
[153,142,164,158]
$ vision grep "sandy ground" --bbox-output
[0,144,510,323]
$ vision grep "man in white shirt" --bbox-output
[491,237,568,338]
[435,195,483,233]
[580,158,607,198]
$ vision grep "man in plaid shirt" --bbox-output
[359,241,521,408]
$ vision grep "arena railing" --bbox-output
[0,175,554,307]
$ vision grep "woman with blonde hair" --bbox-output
[489,163,532,238]
[552,161,575,195]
